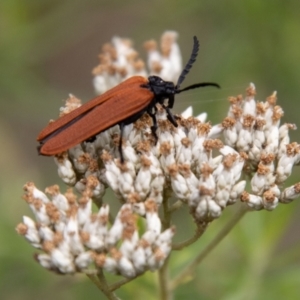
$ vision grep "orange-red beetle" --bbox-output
[37,36,220,162]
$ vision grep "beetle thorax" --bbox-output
[147,76,175,101]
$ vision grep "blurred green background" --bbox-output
[1,0,300,299]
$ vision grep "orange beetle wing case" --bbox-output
[37,76,152,155]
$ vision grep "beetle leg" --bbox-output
[86,135,96,143]
[168,94,175,109]
[163,105,178,127]
[150,115,158,143]
[148,106,158,143]
[119,122,125,163]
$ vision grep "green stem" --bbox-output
[161,189,172,230]
[170,206,248,290]
[158,189,173,300]
[109,275,140,291]
[86,270,119,300]
[86,273,103,290]
[172,224,207,250]
[158,256,171,300]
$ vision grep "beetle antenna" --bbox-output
[177,82,220,94]
[176,36,199,90]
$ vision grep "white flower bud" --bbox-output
[276,155,294,183]
[51,248,75,273]
[93,75,108,95]
[208,200,222,218]
[118,256,136,278]
[77,200,92,226]
[208,124,223,138]
[132,246,146,273]
[36,254,53,270]
[245,194,263,210]
[146,211,161,234]
[75,251,93,270]
[55,157,76,185]
[181,106,193,118]
[51,193,69,212]
[280,183,300,203]
[237,128,252,152]
[65,216,85,255]
[230,181,246,202]
[21,216,41,247]
[196,112,207,122]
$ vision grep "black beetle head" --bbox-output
[147,76,176,99]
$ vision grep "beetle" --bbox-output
[37,36,220,162]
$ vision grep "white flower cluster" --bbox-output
[93,31,181,95]
[52,84,300,221]
[17,182,174,276]
[222,84,300,210]
[18,32,300,277]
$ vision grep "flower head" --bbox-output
[17,32,300,279]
